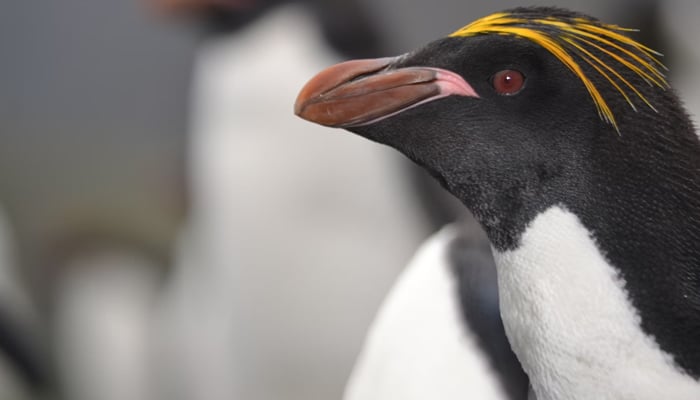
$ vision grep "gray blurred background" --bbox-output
[0,1,698,399]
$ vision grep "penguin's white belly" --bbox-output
[493,206,700,400]
[344,226,508,400]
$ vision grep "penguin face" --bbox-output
[297,32,608,245]
[295,8,679,248]
[343,34,600,201]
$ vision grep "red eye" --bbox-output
[491,69,525,95]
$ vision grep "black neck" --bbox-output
[571,107,700,378]
[458,91,700,377]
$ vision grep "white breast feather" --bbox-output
[344,225,508,400]
[493,205,700,400]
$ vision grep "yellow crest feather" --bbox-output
[450,11,669,132]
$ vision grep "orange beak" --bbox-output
[294,56,478,128]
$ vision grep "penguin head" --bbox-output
[333,30,603,205]
[295,6,694,248]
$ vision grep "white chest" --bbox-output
[492,206,700,400]
[345,226,508,400]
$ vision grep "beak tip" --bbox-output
[293,91,311,120]
[294,58,397,125]
[293,101,303,118]
[294,80,323,121]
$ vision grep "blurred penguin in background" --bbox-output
[1,1,422,400]
[0,1,200,399]
[152,2,430,400]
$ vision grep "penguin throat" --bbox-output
[448,179,547,252]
